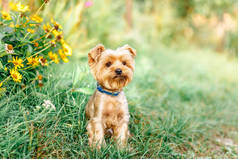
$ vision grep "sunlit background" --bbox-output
[2,0,238,57]
[1,0,238,158]
[17,0,238,56]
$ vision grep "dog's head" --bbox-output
[88,44,136,91]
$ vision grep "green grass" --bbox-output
[1,46,238,158]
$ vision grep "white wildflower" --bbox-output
[5,44,14,54]
[42,100,56,110]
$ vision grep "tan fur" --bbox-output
[86,44,136,148]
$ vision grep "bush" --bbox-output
[0,2,72,95]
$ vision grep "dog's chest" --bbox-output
[102,96,127,127]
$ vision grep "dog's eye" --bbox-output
[106,62,112,67]
[122,61,126,65]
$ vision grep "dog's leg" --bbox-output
[87,119,105,148]
[113,122,129,147]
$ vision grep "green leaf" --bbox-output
[0,33,5,41]
[0,51,8,58]
[0,61,3,69]
[27,44,33,54]
[31,92,47,98]
[0,88,6,97]
[3,27,14,34]
[73,87,94,95]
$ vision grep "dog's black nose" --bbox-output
[115,68,122,75]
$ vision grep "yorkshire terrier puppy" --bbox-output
[86,44,136,148]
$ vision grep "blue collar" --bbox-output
[97,83,120,96]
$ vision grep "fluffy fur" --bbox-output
[86,44,136,148]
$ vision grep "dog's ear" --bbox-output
[121,44,136,58]
[88,44,105,66]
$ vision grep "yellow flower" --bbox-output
[59,49,69,63]
[8,56,24,69]
[10,2,29,12]
[60,39,65,44]
[10,69,22,83]
[34,42,39,47]
[1,11,11,20]
[0,82,2,87]
[43,23,51,33]
[31,15,43,23]
[39,56,48,66]
[29,24,36,27]
[38,75,43,80]
[8,22,20,28]
[50,40,56,47]
[9,22,14,28]
[51,18,62,31]
[27,28,35,33]
[52,30,61,36]
[52,30,63,41]
[27,56,39,67]
[48,52,59,64]
[10,2,17,11]
[52,30,62,36]
[4,67,7,71]
[62,43,72,56]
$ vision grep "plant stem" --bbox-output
[1,76,10,84]
[34,1,46,16]
[29,44,51,58]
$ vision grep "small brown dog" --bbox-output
[86,44,136,148]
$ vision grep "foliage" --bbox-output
[1,46,238,158]
[0,2,72,95]
[136,0,238,55]
[39,0,126,56]
[192,0,237,16]
[0,0,238,158]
